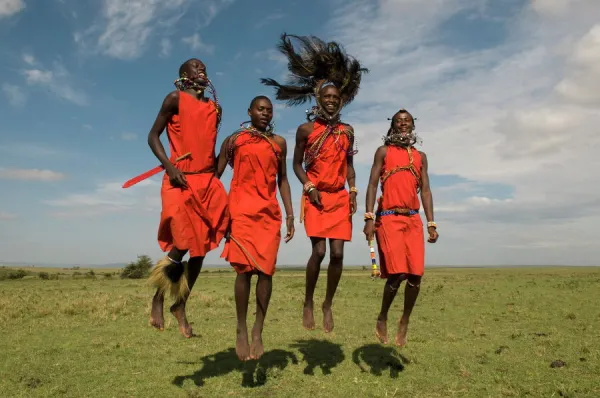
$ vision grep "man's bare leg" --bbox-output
[150,247,187,330]
[375,274,404,344]
[396,275,421,347]
[170,256,203,338]
[234,271,252,360]
[250,272,272,360]
[322,239,344,333]
[303,237,326,330]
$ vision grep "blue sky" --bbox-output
[1,0,599,267]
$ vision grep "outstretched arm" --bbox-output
[213,104,223,170]
[419,151,438,243]
[147,91,178,169]
[293,123,321,205]
[215,136,231,179]
[419,152,434,224]
[275,137,295,242]
[363,146,386,241]
[365,146,386,214]
[346,127,357,214]
[292,123,311,185]
[148,91,187,187]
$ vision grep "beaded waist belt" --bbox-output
[378,208,419,216]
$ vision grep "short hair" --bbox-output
[178,58,202,77]
[392,109,414,123]
[249,95,272,109]
[387,109,416,137]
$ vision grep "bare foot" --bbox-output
[236,326,250,361]
[375,317,388,344]
[170,303,194,338]
[149,292,164,331]
[249,327,264,360]
[303,301,315,330]
[322,302,334,333]
[395,318,409,347]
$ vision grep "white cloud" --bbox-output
[2,83,26,106]
[555,24,600,105]
[0,0,25,18]
[0,168,66,181]
[44,179,160,217]
[531,0,594,15]
[22,69,53,84]
[0,142,66,158]
[22,53,35,65]
[255,12,285,29]
[20,60,88,106]
[120,132,138,141]
[181,33,214,54]
[78,0,232,60]
[315,0,600,264]
[159,38,171,58]
[255,48,287,64]
[0,212,17,220]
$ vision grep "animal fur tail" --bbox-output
[147,256,190,300]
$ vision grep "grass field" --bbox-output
[1,266,599,397]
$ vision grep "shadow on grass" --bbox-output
[172,348,298,388]
[289,339,345,376]
[352,344,409,378]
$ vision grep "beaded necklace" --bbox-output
[383,129,422,147]
[226,121,280,167]
[303,118,358,169]
[173,76,222,133]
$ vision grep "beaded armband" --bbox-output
[304,181,316,194]
[364,212,375,221]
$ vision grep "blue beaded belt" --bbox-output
[378,209,419,216]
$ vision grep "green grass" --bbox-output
[1,267,599,397]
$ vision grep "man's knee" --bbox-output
[329,240,344,263]
[329,248,344,263]
[387,274,404,289]
[168,247,188,262]
[406,274,422,288]
[312,243,326,260]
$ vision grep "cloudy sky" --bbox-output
[1,0,598,267]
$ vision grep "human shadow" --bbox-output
[242,349,299,388]
[172,348,298,388]
[352,344,409,378]
[289,339,345,376]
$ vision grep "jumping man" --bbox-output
[216,96,295,361]
[141,58,229,338]
[363,109,439,347]
[261,33,368,332]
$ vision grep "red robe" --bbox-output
[157,91,229,258]
[301,120,352,241]
[221,132,282,275]
[375,146,424,277]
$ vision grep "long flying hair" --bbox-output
[260,33,369,122]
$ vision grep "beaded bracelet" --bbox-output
[364,212,375,221]
[303,181,316,194]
